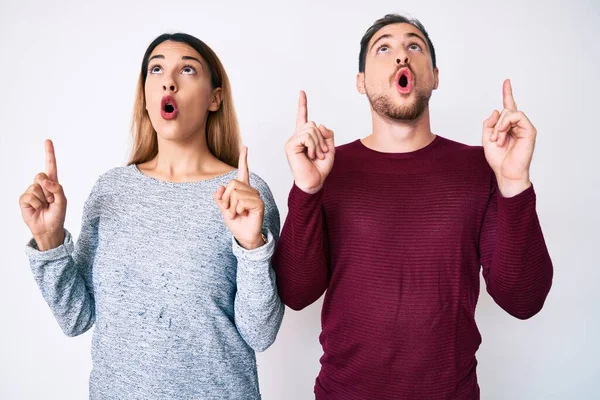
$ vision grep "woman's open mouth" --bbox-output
[160,95,179,120]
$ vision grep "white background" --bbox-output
[1,0,598,399]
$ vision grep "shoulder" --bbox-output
[95,165,133,185]
[249,172,275,200]
[248,172,280,229]
[88,165,133,196]
[333,139,361,159]
[435,136,489,167]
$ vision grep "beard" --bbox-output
[367,83,432,121]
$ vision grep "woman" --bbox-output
[19,33,283,399]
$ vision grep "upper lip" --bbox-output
[161,95,178,111]
[394,67,413,86]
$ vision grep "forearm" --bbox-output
[484,186,553,319]
[26,230,96,336]
[233,230,284,352]
[273,184,329,310]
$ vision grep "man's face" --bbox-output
[357,23,439,121]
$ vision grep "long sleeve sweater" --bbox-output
[25,164,283,400]
[273,135,553,399]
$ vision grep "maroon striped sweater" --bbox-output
[273,135,553,399]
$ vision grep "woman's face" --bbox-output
[144,40,221,141]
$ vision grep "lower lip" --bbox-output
[396,80,413,94]
[161,109,179,120]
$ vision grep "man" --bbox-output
[273,14,553,399]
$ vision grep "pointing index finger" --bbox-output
[296,90,308,130]
[503,79,517,111]
[45,139,58,182]
[237,146,250,185]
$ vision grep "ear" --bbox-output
[208,87,223,112]
[433,67,439,90]
[356,72,366,94]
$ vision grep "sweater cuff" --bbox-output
[25,230,74,261]
[497,184,536,211]
[496,184,537,230]
[289,182,324,210]
[232,230,275,262]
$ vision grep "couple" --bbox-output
[20,14,553,400]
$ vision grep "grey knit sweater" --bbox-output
[25,164,284,399]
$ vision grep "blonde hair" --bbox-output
[128,33,240,167]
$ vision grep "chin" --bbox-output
[392,95,417,108]
[154,124,185,140]
[393,88,415,99]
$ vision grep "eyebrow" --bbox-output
[182,55,203,64]
[148,54,203,64]
[370,34,393,51]
[405,32,427,47]
[369,32,428,51]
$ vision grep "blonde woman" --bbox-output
[19,33,283,399]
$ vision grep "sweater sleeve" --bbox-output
[479,179,553,319]
[231,176,284,352]
[272,183,330,311]
[24,179,102,336]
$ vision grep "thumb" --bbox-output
[319,125,335,151]
[213,185,227,212]
[483,110,500,129]
[42,180,66,207]
[482,110,500,144]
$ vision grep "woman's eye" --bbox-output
[181,66,196,75]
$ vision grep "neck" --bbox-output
[142,126,232,181]
[363,107,436,153]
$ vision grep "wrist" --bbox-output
[34,228,65,251]
[295,181,323,195]
[236,233,267,250]
[497,176,531,198]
